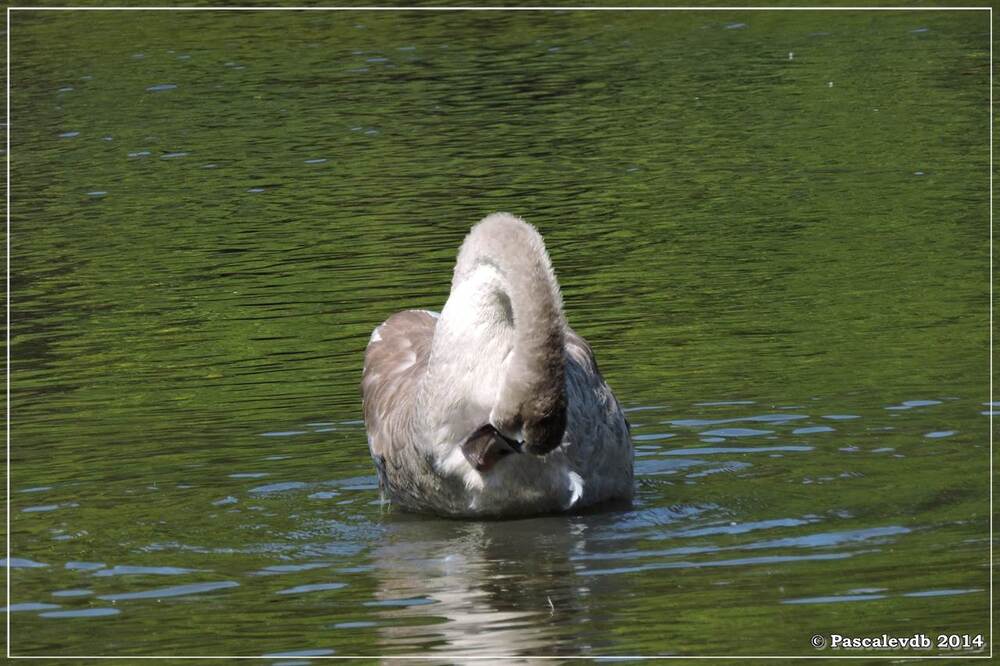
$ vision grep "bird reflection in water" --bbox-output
[366,512,628,660]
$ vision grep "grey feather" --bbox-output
[361,213,633,518]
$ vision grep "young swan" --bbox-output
[361,213,632,518]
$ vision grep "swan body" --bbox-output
[361,213,632,518]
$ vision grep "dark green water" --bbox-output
[7,8,992,660]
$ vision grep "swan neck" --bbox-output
[451,214,567,454]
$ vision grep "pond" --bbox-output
[8,7,992,659]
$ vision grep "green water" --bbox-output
[8,8,992,660]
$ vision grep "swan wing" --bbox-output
[563,326,633,502]
[564,326,631,435]
[564,327,602,379]
[361,309,437,464]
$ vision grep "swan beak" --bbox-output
[461,424,522,473]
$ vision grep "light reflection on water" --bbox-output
[9,7,990,660]
[8,394,990,655]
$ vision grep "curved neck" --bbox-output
[436,214,567,454]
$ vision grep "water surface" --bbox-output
[9,8,991,659]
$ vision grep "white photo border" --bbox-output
[4,4,993,660]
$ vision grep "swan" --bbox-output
[361,213,632,518]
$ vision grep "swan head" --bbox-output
[462,380,568,471]
[489,381,567,458]
[460,402,566,474]
[520,402,566,456]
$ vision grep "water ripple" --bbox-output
[41,607,121,618]
[93,565,199,577]
[276,582,347,595]
[98,581,239,601]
